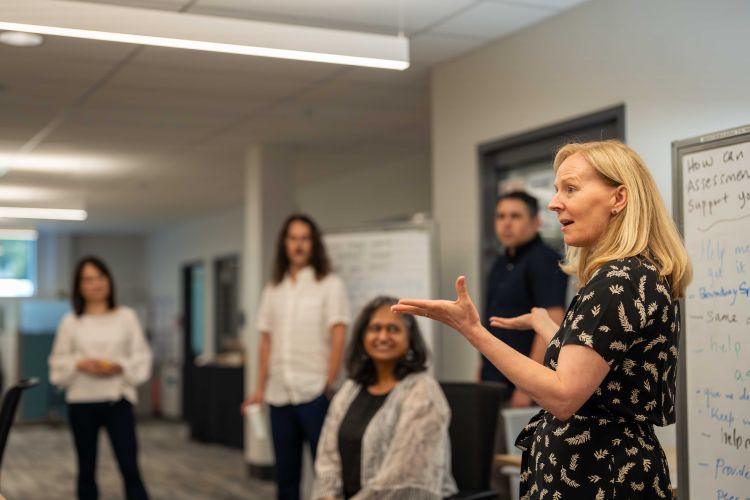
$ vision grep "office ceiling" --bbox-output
[0,0,587,231]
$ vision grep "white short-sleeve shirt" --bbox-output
[257,267,350,406]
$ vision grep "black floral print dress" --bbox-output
[515,256,678,499]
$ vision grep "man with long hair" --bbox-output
[242,214,350,500]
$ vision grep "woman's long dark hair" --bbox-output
[272,213,331,285]
[346,296,428,386]
[72,256,117,316]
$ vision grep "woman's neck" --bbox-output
[85,301,110,315]
[288,262,309,281]
[369,361,397,395]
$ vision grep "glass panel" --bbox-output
[0,239,36,297]
[214,255,239,355]
[190,265,205,356]
[497,160,564,252]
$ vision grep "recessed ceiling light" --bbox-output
[0,31,44,47]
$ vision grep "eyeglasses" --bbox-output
[366,323,404,334]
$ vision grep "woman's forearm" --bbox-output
[464,324,590,420]
[534,314,560,345]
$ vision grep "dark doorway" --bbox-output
[478,105,625,302]
[181,261,205,420]
[214,254,241,355]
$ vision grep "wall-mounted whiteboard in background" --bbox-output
[324,224,437,360]
[673,124,750,500]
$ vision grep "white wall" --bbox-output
[431,0,750,380]
[146,207,244,418]
[72,234,148,309]
[293,148,431,229]
[146,206,244,361]
[36,232,72,299]
[145,146,432,365]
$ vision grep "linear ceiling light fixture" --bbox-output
[0,207,87,221]
[1,0,409,70]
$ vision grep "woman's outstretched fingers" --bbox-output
[396,298,431,308]
[489,313,533,330]
[455,275,469,301]
[391,304,426,317]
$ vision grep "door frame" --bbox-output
[477,105,625,308]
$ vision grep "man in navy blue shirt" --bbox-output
[481,191,568,407]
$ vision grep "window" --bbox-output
[0,236,37,297]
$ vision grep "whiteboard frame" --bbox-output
[672,123,750,500]
[322,220,442,371]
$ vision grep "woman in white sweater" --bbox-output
[49,256,152,500]
[313,296,457,500]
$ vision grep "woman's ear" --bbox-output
[612,185,628,213]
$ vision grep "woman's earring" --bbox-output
[405,349,414,361]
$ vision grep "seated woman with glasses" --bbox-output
[312,296,457,500]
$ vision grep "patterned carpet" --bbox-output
[1,420,276,499]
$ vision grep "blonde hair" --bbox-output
[554,140,692,298]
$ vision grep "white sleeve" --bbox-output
[48,314,81,389]
[325,275,350,329]
[117,309,153,386]
[256,285,274,334]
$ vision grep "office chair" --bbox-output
[500,406,541,500]
[441,382,505,500]
[0,378,41,489]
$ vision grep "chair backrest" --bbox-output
[440,382,505,491]
[0,378,40,477]
[501,406,541,454]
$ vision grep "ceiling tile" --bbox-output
[130,45,345,81]
[334,65,429,90]
[0,0,588,230]
[431,1,557,39]
[487,0,587,9]
[75,0,189,11]
[190,0,476,35]
[410,32,488,66]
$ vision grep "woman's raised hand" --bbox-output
[490,307,553,333]
[391,276,481,336]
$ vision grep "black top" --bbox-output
[544,256,679,423]
[513,256,678,498]
[481,234,567,392]
[338,388,390,499]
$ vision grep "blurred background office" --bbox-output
[0,0,748,498]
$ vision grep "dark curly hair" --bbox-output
[346,296,428,386]
[272,213,331,285]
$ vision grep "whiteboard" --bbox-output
[673,124,750,500]
[324,223,437,359]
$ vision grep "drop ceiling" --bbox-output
[0,0,588,232]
